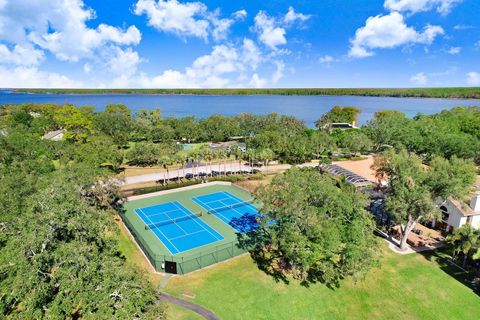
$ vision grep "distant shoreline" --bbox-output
[8,87,480,99]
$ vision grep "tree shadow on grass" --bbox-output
[232,216,290,285]
[417,249,480,296]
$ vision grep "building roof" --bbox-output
[42,129,65,140]
[446,197,479,217]
[332,155,383,184]
[319,163,372,188]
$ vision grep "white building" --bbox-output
[41,129,65,141]
[433,194,480,232]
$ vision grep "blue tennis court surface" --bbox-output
[135,201,224,254]
[193,191,259,233]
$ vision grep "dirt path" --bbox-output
[160,292,219,320]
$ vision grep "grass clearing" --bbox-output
[114,215,164,286]
[165,242,480,319]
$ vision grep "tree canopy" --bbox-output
[250,168,378,287]
[0,113,165,318]
[315,106,361,129]
[374,149,476,250]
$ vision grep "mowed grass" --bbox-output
[165,243,480,320]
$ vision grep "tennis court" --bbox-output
[135,201,224,254]
[193,191,259,233]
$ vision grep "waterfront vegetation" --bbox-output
[13,87,480,98]
[1,102,479,318]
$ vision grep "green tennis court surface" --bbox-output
[121,184,259,274]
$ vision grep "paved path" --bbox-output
[120,162,317,185]
[160,292,220,320]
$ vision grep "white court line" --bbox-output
[194,197,241,230]
[171,202,223,241]
[169,229,207,241]
[198,196,235,205]
[143,207,187,219]
[219,191,256,209]
[162,208,190,236]
[216,198,246,229]
[136,208,180,254]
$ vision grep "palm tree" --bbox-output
[246,148,257,173]
[230,146,243,173]
[257,148,274,174]
[201,147,215,176]
[157,154,173,185]
[446,224,480,267]
[177,151,188,180]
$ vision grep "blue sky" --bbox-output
[0,0,479,88]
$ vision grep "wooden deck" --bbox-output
[392,223,444,247]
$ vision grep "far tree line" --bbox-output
[2,103,478,173]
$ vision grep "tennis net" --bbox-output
[145,213,202,230]
[207,200,254,215]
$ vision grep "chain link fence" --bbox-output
[120,210,247,274]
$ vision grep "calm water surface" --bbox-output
[1,91,479,127]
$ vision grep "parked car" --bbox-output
[185,173,194,179]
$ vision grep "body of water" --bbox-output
[1,90,479,127]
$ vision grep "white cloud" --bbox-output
[253,7,310,50]
[114,38,283,88]
[453,24,473,30]
[233,9,247,20]
[349,12,444,58]
[107,47,141,77]
[0,0,6,10]
[253,11,287,50]
[318,55,339,67]
[138,42,254,87]
[242,38,262,69]
[319,55,334,64]
[410,72,428,85]
[272,61,285,84]
[83,63,92,74]
[0,66,82,88]
[249,74,267,88]
[284,6,311,24]
[384,0,463,16]
[466,72,480,86]
[209,13,234,41]
[134,0,210,39]
[30,24,141,62]
[475,40,480,50]
[0,44,44,66]
[0,0,141,63]
[447,46,461,54]
[0,0,143,86]
[134,0,242,41]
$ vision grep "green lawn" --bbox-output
[165,243,480,320]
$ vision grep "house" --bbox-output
[41,129,65,141]
[322,122,359,131]
[208,141,246,152]
[330,155,480,232]
[433,194,480,232]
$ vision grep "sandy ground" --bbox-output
[233,175,275,193]
[333,155,379,183]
